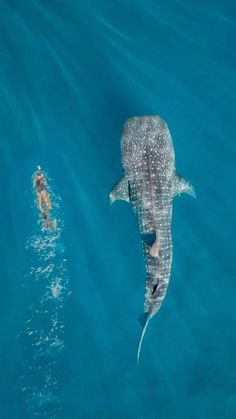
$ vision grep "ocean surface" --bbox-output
[0,1,235,418]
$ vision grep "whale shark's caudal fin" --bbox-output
[172,173,196,199]
[137,312,152,364]
[109,176,130,204]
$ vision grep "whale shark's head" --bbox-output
[121,115,174,174]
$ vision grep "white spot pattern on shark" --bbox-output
[110,115,195,363]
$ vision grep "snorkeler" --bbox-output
[33,165,51,222]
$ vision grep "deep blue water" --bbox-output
[0,1,236,418]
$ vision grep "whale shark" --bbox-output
[109,115,195,363]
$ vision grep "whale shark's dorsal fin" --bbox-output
[109,176,130,204]
[172,173,196,198]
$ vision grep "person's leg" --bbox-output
[41,190,51,212]
[37,192,43,213]
[45,192,51,211]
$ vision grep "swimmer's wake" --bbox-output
[19,166,69,418]
[41,209,57,231]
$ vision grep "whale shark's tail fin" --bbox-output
[137,312,152,364]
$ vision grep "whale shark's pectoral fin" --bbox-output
[172,173,196,198]
[109,176,130,204]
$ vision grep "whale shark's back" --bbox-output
[121,115,175,177]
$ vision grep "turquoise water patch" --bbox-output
[0,1,235,418]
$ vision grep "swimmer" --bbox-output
[33,165,51,224]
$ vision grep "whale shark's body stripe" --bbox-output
[110,115,195,362]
